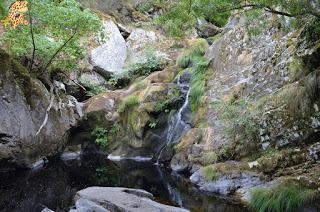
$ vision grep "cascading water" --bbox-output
[156,71,192,164]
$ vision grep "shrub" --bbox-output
[201,165,219,181]
[1,0,102,73]
[250,184,315,212]
[176,39,209,68]
[211,99,259,143]
[117,95,140,114]
[202,151,218,165]
[92,127,108,147]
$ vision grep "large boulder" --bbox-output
[189,161,266,200]
[71,187,189,212]
[90,20,127,78]
[0,50,82,168]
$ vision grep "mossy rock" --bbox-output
[0,49,32,106]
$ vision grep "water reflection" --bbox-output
[0,154,248,212]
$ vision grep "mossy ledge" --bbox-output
[0,49,33,107]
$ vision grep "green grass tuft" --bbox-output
[250,184,315,212]
[176,39,209,69]
[201,165,219,181]
[117,95,140,114]
[190,58,210,112]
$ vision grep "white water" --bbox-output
[107,154,152,162]
[156,74,191,164]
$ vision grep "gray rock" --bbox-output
[90,20,127,77]
[0,50,81,168]
[77,0,133,24]
[196,19,222,38]
[41,207,55,212]
[60,152,80,161]
[71,187,189,212]
[126,28,161,64]
[79,72,106,87]
[190,170,263,197]
[308,142,320,162]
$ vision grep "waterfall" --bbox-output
[156,72,192,164]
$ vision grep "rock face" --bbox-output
[82,80,182,158]
[90,20,127,77]
[205,15,320,151]
[77,0,134,24]
[0,50,81,168]
[79,71,106,87]
[126,28,159,64]
[196,19,222,38]
[71,187,189,212]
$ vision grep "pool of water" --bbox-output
[0,153,248,212]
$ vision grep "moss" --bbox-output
[0,49,33,107]
[257,148,307,173]
[154,87,181,113]
[117,95,140,114]
[250,184,316,212]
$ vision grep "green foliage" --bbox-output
[157,0,319,37]
[0,1,7,19]
[136,0,165,13]
[117,95,140,114]
[85,85,107,97]
[155,0,195,37]
[177,39,209,68]
[202,151,218,165]
[201,165,219,181]
[154,87,180,113]
[79,78,107,97]
[148,122,157,129]
[176,39,210,112]
[250,184,315,212]
[1,0,102,73]
[211,99,259,143]
[109,123,120,136]
[92,127,108,147]
[190,58,210,112]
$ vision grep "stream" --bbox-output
[0,153,248,212]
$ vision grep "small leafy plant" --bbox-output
[148,122,157,129]
[211,99,259,143]
[92,127,108,147]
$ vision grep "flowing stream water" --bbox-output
[156,73,192,163]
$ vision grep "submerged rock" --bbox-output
[71,187,189,212]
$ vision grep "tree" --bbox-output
[0,0,103,76]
